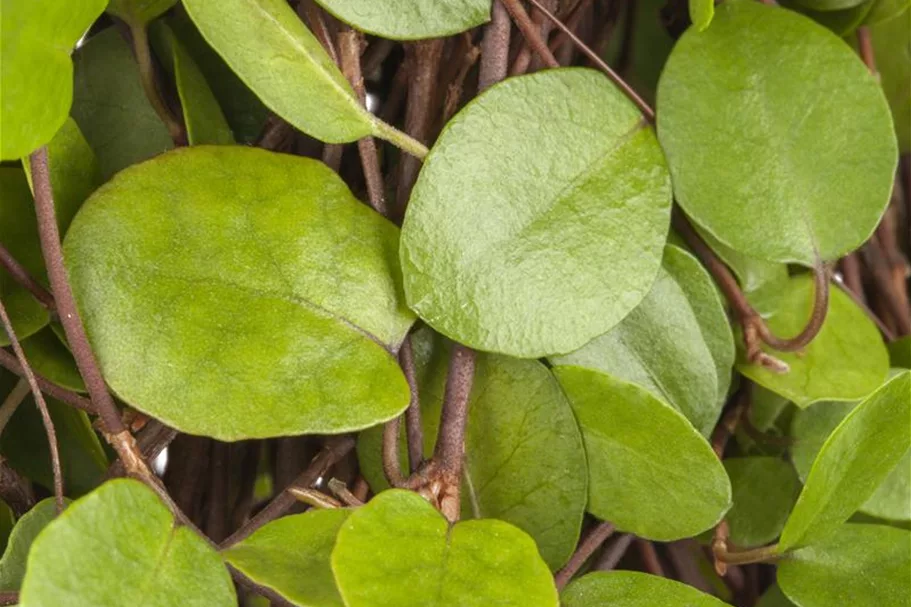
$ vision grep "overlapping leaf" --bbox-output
[313,0,490,39]
[562,571,729,607]
[106,0,177,26]
[0,499,62,591]
[870,6,911,152]
[724,457,799,547]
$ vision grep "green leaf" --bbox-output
[0,498,62,592]
[19,479,235,606]
[106,0,177,26]
[778,524,911,607]
[779,372,911,551]
[330,489,558,607]
[182,0,376,144]
[790,389,910,522]
[552,245,734,436]
[0,0,106,159]
[779,0,875,36]
[19,328,85,392]
[63,146,414,440]
[149,22,234,146]
[72,28,174,179]
[864,0,910,24]
[562,571,729,607]
[790,0,869,9]
[889,336,911,368]
[723,457,799,547]
[223,509,350,607]
[358,328,588,570]
[553,366,731,540]
[870,7,911,152]
[757,585,797,607]
[691,226,790,298]
[657,0,897,265]
[312,0,489,39]
[401,68,671,357]
[738,274,889,408]
[689,0,715,30]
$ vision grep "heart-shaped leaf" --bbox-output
[723,457,799,547]
[223,509,350,607]
[182,0,377,144]
[0,0,105,159]
[657,0,896,264]
[331,489,558,607]
[738,274,889,408]
[357,328,588,570]
[106,0,178,27]
[778,524,911,607]
[552,245,734,436]
[779,371,910,551]
[562,571,729,607]
[72,28,174,179]
[871,6,911,152]
[18,479,235,606]
[553,366,731,540]
[312,0,490,39]
[401,68,671,357]
[0,498,62,591]
[63,146,415,440]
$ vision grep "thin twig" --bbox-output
[555,521,615,589]
[0,243,55,311]
[328,478,364,507]
[636,539,666,577]
[711,383,751,459]
[0,378,30,436]
[382,414,405,487]
[400,336,424,474]
[595,533,634,570]
[0,348,95,413]
[0,298,65,513]
[127,23,184,144]
[500,0,560,69]
[857,26,878,78]
[479,1,512,92]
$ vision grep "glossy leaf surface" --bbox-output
[63,146,415,439]
[553,245,733,436]
[657,0,896,264]
[562,571,729,607]
[0,498,61,591]
[331,490,558,607]
[19,480,235,606]
[402,68,671,357]
[314,0,490,39]
[223,509,350,607]
[553,366,731,540]
[724,457,799,547]
[779,371,911,551]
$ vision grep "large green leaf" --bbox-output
[401,68,671,357]
[313,0,489,39]
[0,498,62,591]
[779,371,911,551]
[19,479,235,606]
[182,0,376,144]
[871,7,911,152]
[63,146,414,440]
[738,274,889,408]
[0,0,105,159]
[657,0,896,265]
[778,524,911,607]
[106,0,177,26]
[358,328,587,570]
[723,457,799,547]
[223,509,350,607]
[19,328,85,393]
[330,490,558,607]
[72,28,174,178]
[553,366,731,540]
[562,571,729,607]
[552,245,733,436]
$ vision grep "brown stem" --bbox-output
[500,0,560,69]
[857,26,877,77]
[839,253,865,302]
[554,521,615,589]
[711,383,751,459]
[636,539,666,577]
[0,243,55,311]
[400,336,424,474]
[0,298,64,513]
[382,414,405,487]
[442,44,480,123]
[328,478,364,507]
[479,1,512,92]
[0,348,95,413]
[595,533,634,571]
[128,23,184,144]
[0,456,35,516]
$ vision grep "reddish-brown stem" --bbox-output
[711,383,751,459]
[433,345,476,476]
[839,253,865,302]
[595,533,634,571]
[0,298,64,513]
[0,348,95,413]
[500,0,560,69]
[554,521,615,589]
[382,414,405,487]
[400,336,424,473]
[857,27,877,77]
[0,243,55,311]
[636,540,666,577]
[479,1,512,92]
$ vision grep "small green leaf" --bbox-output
[106,0,177,26]
[402,68,671,357]
[72,28,174,178]
[864,0,910,24]
[19,479,235,606]
[182,0,376,144]
[553,366,731,540]
[149,22,234,146]
[889,336,911,368]
[779,372,911,551]
[562,571,729,607]
[871,7,911,152]
[657,0,897,264]
[552,245,734,436]
[0,0,106,159]
[330,490,558,607]
[689,0,715,30]
[738,274,889,408]
[0,498,62,591]
[63,146,414,440]
[19,328,85,392]
[778,524,911,607]
[223,509,350,607]
[312,0,489,39]
[723,457,800,547]
[358,328,588,570]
